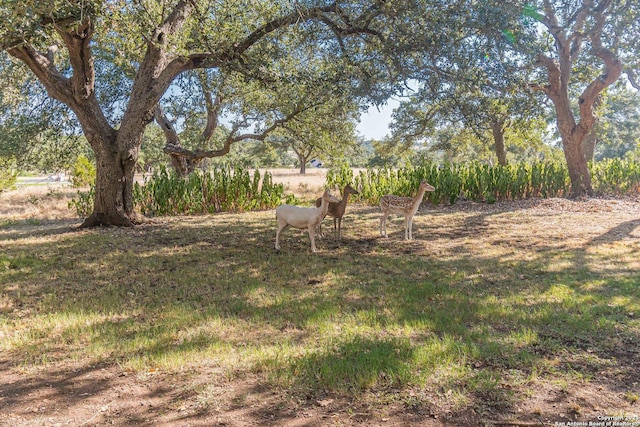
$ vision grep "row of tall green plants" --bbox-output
[590,157,640,195]
[133,165,291,216]
[68,158,639,218]
[326,158,640,205]
[69,164,291,218]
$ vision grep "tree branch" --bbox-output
[197,71,224,145]
[6,43,70,100]
[123,0,197,125]
[154,105,192,177]
[541,0,567,52]
[7,22,115,145]
[232,4,338,56]
[55,18,95,100]
[567,3,590,61]
[162,103,317,166]
[626,68,640,90]
[532,54,562,99]
[154,105,180,145]
[577,40,622,133]
[161,2,385,79]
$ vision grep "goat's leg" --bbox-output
[403,216,409,240]
[380,213,388,237]
[404,216,411,240]
[308,226,317,253]
[317,216,328,239]
[275,222,288,250]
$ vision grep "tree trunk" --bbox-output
[291,143,311,175]
[555,116,593,198]
[552,95,593,198]
[154,106,192,177]
[6,20,148,227]
[562,135,593,198]
[80,134,143,227]
[491,120,507,166]
[582,95,602,162]
[582,125,597,162]
[299,154,307,175]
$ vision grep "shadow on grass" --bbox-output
[0,359,215,426]
[1,207,639,424]
[589,218,640,244]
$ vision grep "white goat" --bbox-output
[275,190,340,253]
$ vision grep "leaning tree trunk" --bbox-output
[549,94,595,198]
[491,120,508,166]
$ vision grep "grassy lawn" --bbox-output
[1,190,639,425]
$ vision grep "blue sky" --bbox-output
[356,100,398,140]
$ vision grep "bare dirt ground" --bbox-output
[1,170,639,427]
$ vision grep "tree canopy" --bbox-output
[1,0,402,226]
[386,0,639,195]
[1,0,639,217]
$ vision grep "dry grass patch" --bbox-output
[0,185,79,223]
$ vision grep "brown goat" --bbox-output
[315,184,359,238]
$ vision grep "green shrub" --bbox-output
[326,163,355,192]
[68,185,95,218]
[0,160,17,193]
[69,155,96,188]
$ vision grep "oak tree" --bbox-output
[512,0,639,196]
[1,0,392,226]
